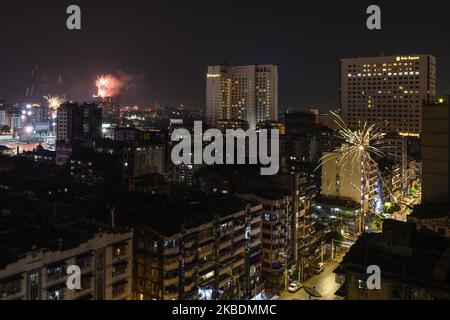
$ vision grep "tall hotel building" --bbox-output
[206,64,278,129]
[341,55,436,134]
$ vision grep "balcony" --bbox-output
[164,247,179,256]
[184,282,196,293]
[163,292,178,300]
[234,233,245,243]
[184,239,196,249]
[198,262,214,273]
[219,251,233,263]
[163,277,179,287]
[164,259,179,271]
[219,265,232,276]
[233,246,245,256]
[219,239,233,250]
[233,257,245,268]
[0,290,24,300]
[184,254,195,264]
[184,268,196,278]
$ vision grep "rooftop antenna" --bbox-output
[111,206,116,229]
[25,57,40,101]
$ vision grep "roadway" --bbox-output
[279,256,344,300]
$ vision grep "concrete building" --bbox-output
[57,103,102,143]
[409,204,450,238]
[0,107,7,127]
[133,195,264,300]
[408,96,450,236]
[0,193,134,301]
[238,191,292,295]
[321,150,377,214]
[380,132,409,196]
[421,96,449,203]
[206,64,278,129]
[335,220,450,300]
[341,55,436,134]
[315,197,363,239]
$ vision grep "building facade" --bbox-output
[206,64,278,129]
[321,151,377,214]
[0,228,133,301]
[238,192,292,295]
[57,103,102,143]
[134,196,265,300]
[422,96,449,203]
[341,55,436,134]
[335,221,450,300]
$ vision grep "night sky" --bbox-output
[1,0,450,111]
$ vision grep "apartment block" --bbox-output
[134,195,264,300]
[238,191,292,295]
[0,223,133,300]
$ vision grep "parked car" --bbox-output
[288,281,302,293]
[314,262,325,274]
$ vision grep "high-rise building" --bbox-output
[421,96,449,203]
[237,191,292,295]
[341,54,436,134]
[57,103,102,143]
[206,64,278,129]
[380,132,409,196]
[0,107,7,127]
[321,150,377,215]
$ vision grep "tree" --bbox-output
[326,231,345,246]
[1,125,10,133]
[384,203,401,215]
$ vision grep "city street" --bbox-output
[395,192,422,222]
[280,257,344,300]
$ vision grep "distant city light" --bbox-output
[24,126,34,134]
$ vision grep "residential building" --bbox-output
[408,204,450,238]
[335,220,450,300]
[0,193,133,301]
[133,195,264,300]
[321,150,377,214]
[238,191,292,295]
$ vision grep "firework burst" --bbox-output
[96,74,121,98]
[44,95,65,110]
[318,113,400,215]
[318,112,384,171]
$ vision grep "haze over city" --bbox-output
[1,0,450,110]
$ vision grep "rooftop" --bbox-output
[0,191,122,269]
[410,203,450,220]
[340,220,450,291]
[121,193,259,237]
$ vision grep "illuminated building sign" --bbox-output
[207,74,221,78]
[396,56,420,61]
